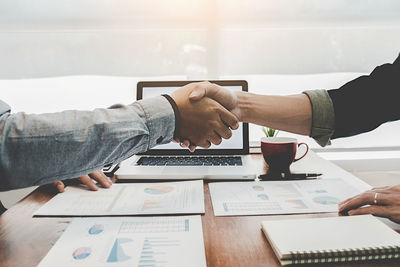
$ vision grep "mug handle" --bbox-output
[294,143,309,162]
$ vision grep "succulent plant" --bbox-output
[262,127,279,138]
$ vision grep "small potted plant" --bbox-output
[262,127,279,138]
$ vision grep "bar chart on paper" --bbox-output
[38,216,206,267]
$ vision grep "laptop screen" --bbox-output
[137,81,249,155]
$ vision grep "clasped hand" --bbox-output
[171,82,239,149]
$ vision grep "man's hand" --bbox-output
[338,184,400,224]
[188,81,241,120]
[52,170,113,192]
[171,82,239,148]
[173,81,241,151]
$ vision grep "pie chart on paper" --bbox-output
[257,194,269,200]
[252,185,264,192]
[144,185,174,195]
[88,223,104,235]
[312,196,340,205]
[72,247,91,260]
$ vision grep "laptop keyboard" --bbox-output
[137,156,243,166]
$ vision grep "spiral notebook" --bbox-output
[261,215,400,265]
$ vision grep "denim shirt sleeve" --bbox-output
[0,96,175,191]
[302,90,335,147]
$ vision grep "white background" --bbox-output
[0,0,399,78]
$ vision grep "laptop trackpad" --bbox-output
[162,166,210,174]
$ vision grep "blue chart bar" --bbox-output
[185,219,189,232]
[107,238,133,263]
[138,237,180,267]
[223,203,229,212]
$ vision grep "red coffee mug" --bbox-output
[261,137,309,175]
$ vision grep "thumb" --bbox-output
[189,87,206,100]
[53,181,65,193]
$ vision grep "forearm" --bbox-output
[0,96,175,190]
[236,91,312,136]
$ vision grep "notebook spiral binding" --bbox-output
[289,246,400,264]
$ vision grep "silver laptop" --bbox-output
[115,80,256,180]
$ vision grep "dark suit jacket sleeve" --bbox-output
[328,55,400,139]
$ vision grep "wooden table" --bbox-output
[0,154,399,267]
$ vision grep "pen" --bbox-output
[258,173,322,181]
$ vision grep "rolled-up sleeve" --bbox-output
[302,89,335,147]
[0,96,175,191]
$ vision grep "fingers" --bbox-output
[179,128,227,148]
[347,200,400,224]
[217,126,233,140]
[197,140,211,149]
[340,189,386,209]
[338,196,353,206]
[174,137,196,152]
[89,171,113,189]
[177,139,197,152]
[79,175,100,191]
[339,189,375,207]
[78,171,112,191]
[217,108,239,130]
[386,184,400,192]
[188,81,226,102]
[371,185,390,191]
[339,190,394,215]
[347,205,390,218]
[173,138,190,149]
[214,120,233,140]
[188,82,239,112]
[54,171,112,193]
[179,139,190,148]
[208,131,223,146]
[338,191,375,212]
[52,181,65,193]
[338,185,400,224]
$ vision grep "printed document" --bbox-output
[34,180,204,216]
[38,216,206,267]
[209,178,362,216]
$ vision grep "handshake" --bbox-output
[170,81,242,151]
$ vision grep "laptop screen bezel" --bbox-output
[137,80,249,155]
